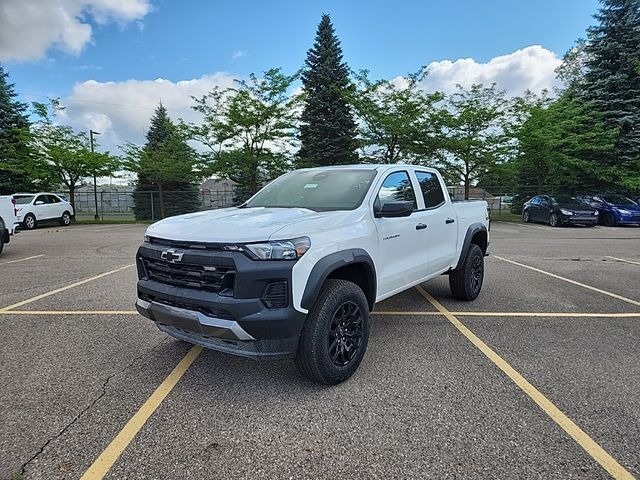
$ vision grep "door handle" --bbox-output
[415,223,427,230]
[445,218,455,224]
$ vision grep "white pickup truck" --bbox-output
[0,195,18,256]
[136,165,489,384]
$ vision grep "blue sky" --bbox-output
[0,0,600,150]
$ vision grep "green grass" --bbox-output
[490,211,522,223]
[74,219,154,225]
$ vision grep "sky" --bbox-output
[0,0,600,152]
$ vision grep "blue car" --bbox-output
[578,194,640,226]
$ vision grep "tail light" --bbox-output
[11,197,16,216]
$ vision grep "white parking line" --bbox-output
[494,255,640,307]
[0,254,45,266]
[606,256,640,267]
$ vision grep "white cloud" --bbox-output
[231,50,247,59]
[0,0,151,61]
[417,45,562,96]
[58,73,237,152]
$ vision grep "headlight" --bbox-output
[144,235,150,243]
[560,209,574,216]
[616,209,631,215]
[243,237,310,260]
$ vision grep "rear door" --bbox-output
[527,196,541,221]
[373,170,428,297]
[414,170,458,272]
[538,195,552,222]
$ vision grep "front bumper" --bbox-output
[136,241,305,359]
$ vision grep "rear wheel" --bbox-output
[449,244,484,301]
[60,211,72,226]
[549,212,560,227]
[295,279,370,385]
[522,210,531,223]
[0,220,5,256]
[603,213,617,227]
[23,213,36,230]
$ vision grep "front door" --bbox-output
[374,170,428,297]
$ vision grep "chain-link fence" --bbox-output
[64,188,236,221]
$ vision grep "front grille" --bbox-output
[141,256,235,293]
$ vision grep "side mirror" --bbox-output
[34,200,45,205]
[375,201,414,218]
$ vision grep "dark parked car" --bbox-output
[577,194,640,226]
[522,195,599,227]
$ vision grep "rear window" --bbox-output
[14,195,34,205]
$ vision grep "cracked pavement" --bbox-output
[1,222,640,479]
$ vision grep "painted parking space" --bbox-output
[2,223,640,479]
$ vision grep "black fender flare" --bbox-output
[300,248,377,311]
[455,223,488,270]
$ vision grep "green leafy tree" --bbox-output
[0,65,38,194]
[127,104,202,219]
[30,101,119,210]
[190,68,298,202]
[582,0,640,165]
[350,70,444,164]
[438,84,511,199]
[298,14,358,166]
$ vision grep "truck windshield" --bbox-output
[246,169,377,212]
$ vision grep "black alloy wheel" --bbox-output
[328,301,364,367]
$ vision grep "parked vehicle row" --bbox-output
[522,194,640,227]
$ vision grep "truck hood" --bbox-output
[146,207,338,243]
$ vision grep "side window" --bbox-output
[530,197,539,205]
[376,171,417,210]
[35,195,49,204]
[415,171,445,209]
[48,195,61,203]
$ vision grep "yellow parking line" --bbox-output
[0,254,45,265]
[373,311,640,318]
[0,310,138,315]
[0,264,134,312]
[80,345,203,480]
[493,255,640,307]
[606,256,640,267]
[415,285,634,480]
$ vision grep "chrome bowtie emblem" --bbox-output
[161,249,183,263]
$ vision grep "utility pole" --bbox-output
[90,130,101,220]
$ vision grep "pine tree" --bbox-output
[583,0,640,165]
[298,14,358,166]
[132,103,201,220]
[0,64,33,194]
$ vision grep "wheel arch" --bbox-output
[300,249,377,311]
[455,223,488,270]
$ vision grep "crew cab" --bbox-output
[136,165,489,384]
[13,193,74,229]
[0,195,18,256]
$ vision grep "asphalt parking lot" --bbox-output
[1,222,639,479]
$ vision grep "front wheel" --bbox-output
[603,213,617,227]
[449,244,484,301]
[295,279,370,385]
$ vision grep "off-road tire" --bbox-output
[23,213,36,230]
[295,279,370,385]
[449,244,484,301]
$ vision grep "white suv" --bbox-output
[14,193,75,230]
